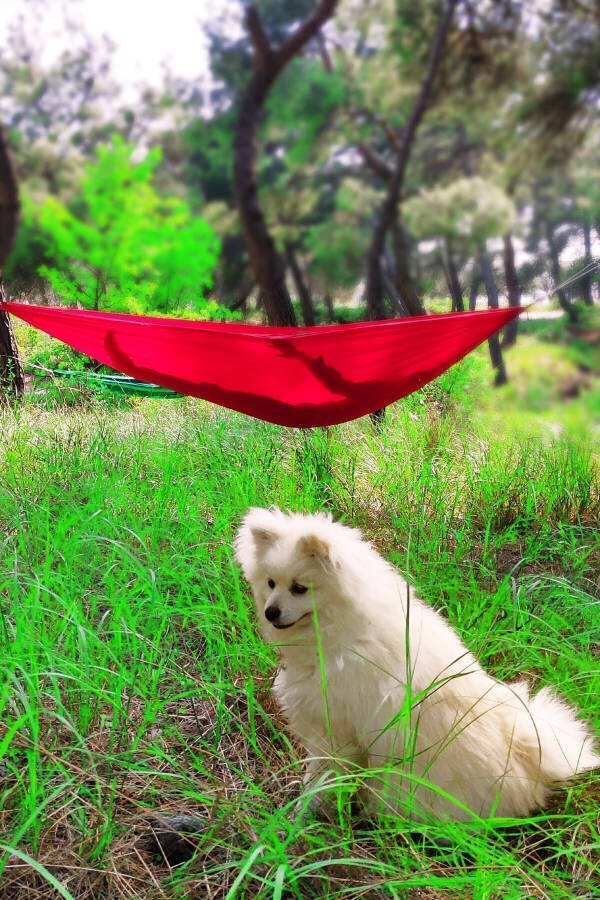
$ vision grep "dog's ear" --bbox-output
[246,508,279,551]
[298,533,334,568]
[234,508,280,577]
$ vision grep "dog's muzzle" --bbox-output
[265,604,281,623]
[264,606,311,629]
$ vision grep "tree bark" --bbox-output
[357,145,423,316]
[365,0,456,320]
[391,216,424,315]
[457,120,507,381]
[285,242,316,325]
[316,31,333,72]
[0,282,24,400]
[323,292,335,321]
[382,246,409,315]
[581,221,594,306]
[228,280,255,314]
[0,124,24,400]
[545,222,577,322]
[442,237,464,312]
[468,276,480,311]
[501,233,521,347]
[356,142,393,183]
[479,247,507,386]
[234,1,338,326]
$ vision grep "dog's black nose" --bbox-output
[265,605,281,622]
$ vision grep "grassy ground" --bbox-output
[0,322,599,898]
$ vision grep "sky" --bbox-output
[0,0,240,98]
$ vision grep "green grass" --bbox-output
[0,333,599,898]
[519,307,600,374]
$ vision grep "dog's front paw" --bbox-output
[295,776,339,824]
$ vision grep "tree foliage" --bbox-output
[404,177,516,247]
[1,0,598,336]
[35,137,222,316]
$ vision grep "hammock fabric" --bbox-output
[1,301,523,427]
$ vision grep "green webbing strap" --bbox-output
[29,367,182,398]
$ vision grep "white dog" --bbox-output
[235,508,598,823]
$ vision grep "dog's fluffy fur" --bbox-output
[235,508,598,822]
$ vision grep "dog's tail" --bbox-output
[513,682,599,784]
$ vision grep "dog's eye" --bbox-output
[267,578,275,589]
[291,583,308,595]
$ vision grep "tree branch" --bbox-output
[392,0,458,184]
[353,107,401,152]
[366,0,457,319]
[236,1,339,325]
[356,142,393,182]
[272,0,338,80]
[245,6,273,69]
[316,31,333,71]
[375,116,401,153]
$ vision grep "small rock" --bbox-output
[147,814,208,866]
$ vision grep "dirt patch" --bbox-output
[567,327,600,344]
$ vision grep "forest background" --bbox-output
[0,2,599,898]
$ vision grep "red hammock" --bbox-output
[1,301,523,427]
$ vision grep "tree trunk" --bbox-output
[391,216,424,315]
[415,248,423,292]
[581,222,594,306]
[382,247,408,315]
[234,72,296,326]
[442,237,464,312]
[285,242,316,325]
[366,0,456,320]
[457,121,507,381]
[0,123,24,400]
[501,233,521,347]
[468,275,480,311]
[228,279,255,314]
[479,247,507,386]
[233,2,338,326]
[546,222,577,322]
[0,283,24,400]
[323,292,335,321]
